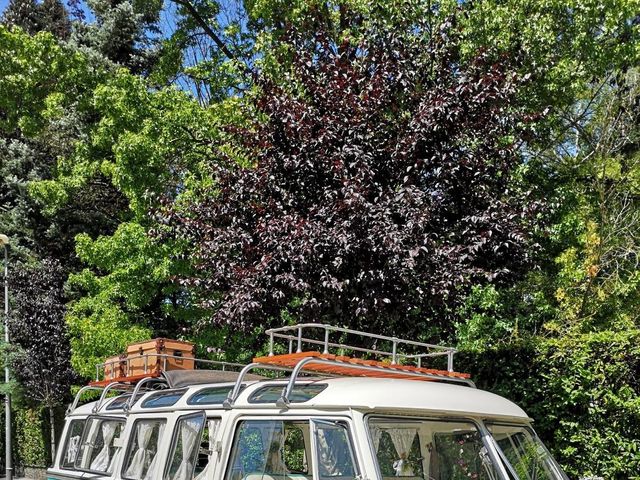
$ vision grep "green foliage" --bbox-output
[458,329,640,478]
[15,407,47,468]
[0,26,94,136]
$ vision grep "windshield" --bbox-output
[487,424,568,480]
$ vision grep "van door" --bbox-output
[310,419,360,480]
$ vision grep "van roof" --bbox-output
[72,376,528,422]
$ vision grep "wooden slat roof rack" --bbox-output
[222,324,475,408]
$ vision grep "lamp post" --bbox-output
[0,234,11,480]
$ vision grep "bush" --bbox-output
[458,329,640,478]
[15,407,47,468]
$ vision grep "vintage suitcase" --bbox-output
[126,338,195,376]
[104,354,127,380]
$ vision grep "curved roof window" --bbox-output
[248,383,327,404]
[141,389,187,408]
[187,385,240,405]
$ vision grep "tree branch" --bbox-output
[170,0,251,76]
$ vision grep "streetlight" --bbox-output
[0,234,11,480]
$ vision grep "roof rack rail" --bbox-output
[266,323,459,371]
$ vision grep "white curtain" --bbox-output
[90,422,118,472]
[194,419,221,480]
[144,423,165,480]
[388,429,417,476]
[172,418,202,480]
[388,429,417,458]
[108,437,122,474]
[125,422,155,479]
[65,435,80,464]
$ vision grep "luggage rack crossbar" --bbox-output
[266,323,458,371]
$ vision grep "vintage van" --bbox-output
[47,324,569,480]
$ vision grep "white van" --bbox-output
[47,324,569,480]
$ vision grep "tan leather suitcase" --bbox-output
[104,353,127,379]
[126,338,195,376]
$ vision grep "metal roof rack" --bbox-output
[221,323,474,409]
[266,323,459,371]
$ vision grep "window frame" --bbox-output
[365,414,513,480]
[248,383,328,404]
[59,417,87,470]
[223,415,360,480]
[163,410,207,480]
[191,415,224,480]
[310,418,361,480]
[120,416,168,480]
[73,414,126,475]
[484,422,569,480]
[187,385,244,406]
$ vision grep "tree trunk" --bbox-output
[49,406,56,464]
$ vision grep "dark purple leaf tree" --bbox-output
[166,20,541,340]
[9,258,77,461]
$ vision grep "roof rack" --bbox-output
[265,323,459,371]
[222,323,474,408]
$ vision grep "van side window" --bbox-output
[313,421,358,480]
[193,418,222,480]
[227,420,312,480]
[61,419,85,469]
[368,418,498,480]
[75,417,125,474]
[165,412,206,480]
[122,418,166,480]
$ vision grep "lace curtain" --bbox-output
[316,424,355,477]
[65,435,80,465]
[387,429,417,476]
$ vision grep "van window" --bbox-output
[165,412,207,480]
[122,418,166,480]
[61,419,85,469]
[142,389,187,408]
[487,424,566,480]
[188,386,238,405]
[107,393,144,410]
[368,418,498,480]
[227,420,313,480]
[75,416,125,474]
[193,418,222,480]
[248,384,327,404]
[313,420,358,480]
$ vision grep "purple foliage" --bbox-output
[165,22,542,337]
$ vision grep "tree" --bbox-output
[8,258,77,461]
[1,0,71,39]
[164,21,542,339]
